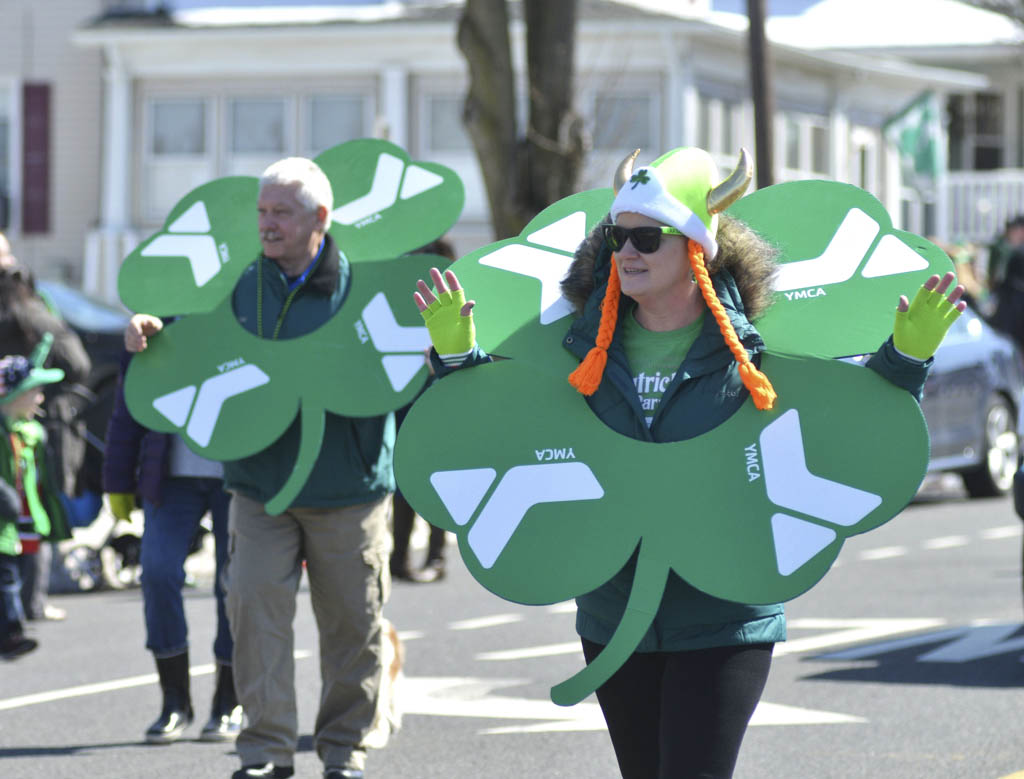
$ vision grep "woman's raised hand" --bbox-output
[414,267,477,361]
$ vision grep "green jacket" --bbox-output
[0,415,70,556]
[223,234,395,509]
[437,241,930,653]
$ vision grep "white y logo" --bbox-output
[760,409,881,575]
[141,202,227,288]
[479,211,588,325]
[429,462,604,568]
[332,153,445,225]
[774,208,929,292]
[360,292,431,392]
[152,363,270,448]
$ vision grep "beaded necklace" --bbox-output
[256,238,326,340]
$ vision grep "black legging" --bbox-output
[582,639,773,779]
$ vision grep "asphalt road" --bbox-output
[3,478,1024,779]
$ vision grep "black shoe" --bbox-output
[201,663,243,742]
[0,633,38,659]
[323,768,364,779]
[200,704,242,741]
[145,652,193,744]
[232,764,295,779]
[145,702,193,744]
[145,697,193,744]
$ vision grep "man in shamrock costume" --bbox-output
[127,157,394,779]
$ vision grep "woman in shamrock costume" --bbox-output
[413,146,965,779]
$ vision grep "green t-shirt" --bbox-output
[622,310,705,427]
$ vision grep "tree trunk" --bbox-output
[523,0,585,220]
[458,0,583,239]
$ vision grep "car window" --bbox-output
[36,280,131,334]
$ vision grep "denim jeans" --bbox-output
[0,553,25,640]
[142,477,231,662]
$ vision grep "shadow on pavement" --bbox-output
[801,621,1024,688]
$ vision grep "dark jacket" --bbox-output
[102,349,172,505]
[0,295,93,496]
[567,239,928,651]
[224,233,396,509]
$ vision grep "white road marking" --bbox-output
[546,602,577,614]
[858,545,907,560]
[450,614,525,631]
[981,525,1022,540]
[400,676,861,734]
[0,651,312,712]
[477,642,583,661]
[922,535,970,550]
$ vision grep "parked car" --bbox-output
[920,306,1024,498]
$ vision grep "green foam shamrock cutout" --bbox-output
[393,178,950,706]
[441,181,951,368]
[119,139,464,317]
[395,355,928,705]
[731,180,953,357]
[121,139,464,514]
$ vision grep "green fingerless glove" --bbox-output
[106,492,137,521]
[421,286,476,366]
[893,285,962,361]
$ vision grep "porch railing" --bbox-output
[947,169,1024,245]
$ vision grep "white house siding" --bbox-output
[0,0,103,282]
[72,2,997,298]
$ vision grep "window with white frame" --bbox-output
[306,94,369,156]
[697,91,741,156]
[592,93,656,152]
[141,86,374,224]
[226,97,289,177]
[948,92,1003,171]
[144,97,214,222]
[778,109,830,179]
[422,94,471,154]
[849,126,879,192]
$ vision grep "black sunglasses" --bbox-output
[601,223,684,254]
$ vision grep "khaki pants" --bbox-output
[226,491,392,770]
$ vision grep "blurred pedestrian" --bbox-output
[103,342,240,744]
[0,252,91,622]
[0,337,70,659]
[989,215,1024,347]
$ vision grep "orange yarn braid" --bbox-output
[568,255,622,395]
[688,240,777,411]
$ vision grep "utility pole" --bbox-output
[747,0,774,188]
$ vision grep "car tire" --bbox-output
[962,394,1019,498]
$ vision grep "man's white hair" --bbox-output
[260,157,334,230]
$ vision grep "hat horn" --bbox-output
[612,149,641,194]
[706,148,753,214]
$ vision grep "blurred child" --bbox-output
[0,335,70,659]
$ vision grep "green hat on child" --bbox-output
[0,333,65,404]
